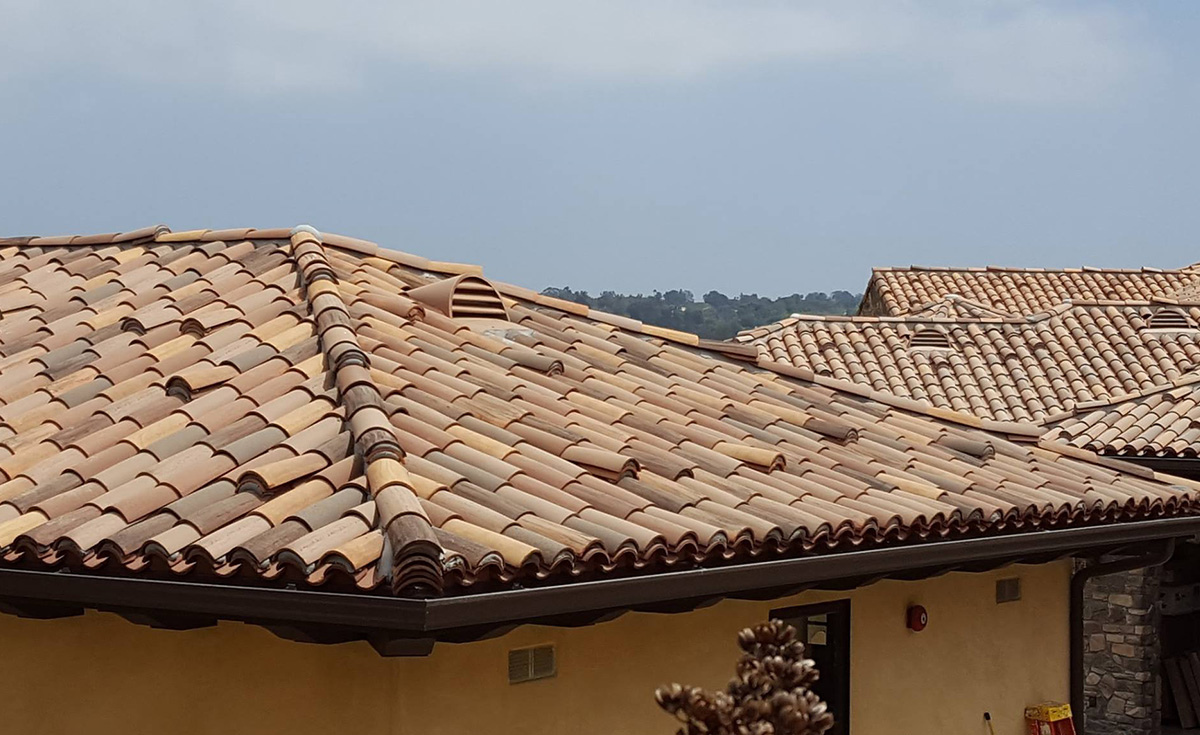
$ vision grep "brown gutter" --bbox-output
[1,516,1198,652]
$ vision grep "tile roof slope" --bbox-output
[0,226,1196,598]
[862,265,1200,316]
[737,305,1200,423]
[1046,373,1200,458]
[902,294,1020,320]
[1157,280,1200,306]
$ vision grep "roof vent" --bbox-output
[508,645,556,684]
[908,328,952,350]
[408,275,509,320]
[1144,307,1195,331]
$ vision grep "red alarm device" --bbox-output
[906,604,928,631]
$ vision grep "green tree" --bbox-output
[541,287,861,340]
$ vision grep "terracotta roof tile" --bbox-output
[737,305,1200,422]
[0,226,1193,597]
[860,264,1200,316]
[1046,372,1200,458]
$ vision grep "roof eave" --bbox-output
[3,515,1198,653]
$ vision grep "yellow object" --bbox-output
[1025,702,1073,722]
[0,562,1069,735]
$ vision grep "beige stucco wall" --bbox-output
[0,561,1069,735]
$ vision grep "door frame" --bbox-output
[770,599,852,734]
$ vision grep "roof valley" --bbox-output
[288,228,443,596]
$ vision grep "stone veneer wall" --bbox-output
[1082,564,1162,735]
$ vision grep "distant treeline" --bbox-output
[540,288,862,340]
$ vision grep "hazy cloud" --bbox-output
[0,1,1152,104]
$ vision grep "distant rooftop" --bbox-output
[859,262,1200,316]
[737,299,1200,423]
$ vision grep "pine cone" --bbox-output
[657,620,835,735]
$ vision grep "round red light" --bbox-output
[906,604,928,632]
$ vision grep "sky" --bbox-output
[2,1,1199,297]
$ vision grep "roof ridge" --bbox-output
[906,293,1019,319]
[2,222,758,365]
[332,239,762,362]
[484,276,764,357]
[739,310,1035,330]
[872,264,1192,275]
[289,226,443,596]
[739,298,1167,336]
[0,224,172,247]
[733,317,797,342]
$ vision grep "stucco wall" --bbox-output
[0,561,1069,735]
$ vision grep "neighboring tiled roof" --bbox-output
[736,304,1200,423]
[0,226,1196,600]
[902,295,1019,320]
[860,265,1200,316]
[1046,373,1200,458]
[1157,280,1200,306]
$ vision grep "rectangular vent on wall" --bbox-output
[508,645,556,684]
[996,577,1021,603]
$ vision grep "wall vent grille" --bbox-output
[996,577,1021,603]
[508,645,556,684]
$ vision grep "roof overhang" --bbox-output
[3,515,1199,655]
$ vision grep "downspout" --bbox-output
[1070,539,1175,734]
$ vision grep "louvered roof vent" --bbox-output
[1144,307,1195,331]
[908,327,952,350]
[408,275,509,320]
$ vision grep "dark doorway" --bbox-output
[771,600,851,734]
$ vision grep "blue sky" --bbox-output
[2,1,1198,296]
